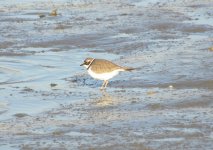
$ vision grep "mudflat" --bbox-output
[0,0,213,149]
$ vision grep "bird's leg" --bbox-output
[104,80,109,89]
[100,80,106,90]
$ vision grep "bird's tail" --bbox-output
[123,67,135,71]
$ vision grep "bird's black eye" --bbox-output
[85,61,90,65]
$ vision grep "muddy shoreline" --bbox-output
[0,0,213,149]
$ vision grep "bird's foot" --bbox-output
[100,87,106,91]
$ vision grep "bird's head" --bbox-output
[80,57,94,68]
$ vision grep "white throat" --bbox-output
[83,65,89,69]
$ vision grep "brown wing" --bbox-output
[90,59,123,73]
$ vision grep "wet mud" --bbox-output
[0,0,213,149]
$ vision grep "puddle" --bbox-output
[0,88,59,121]
[65,131,93,137]
[0,145,17,150]
[153,137,184,142]
[0,0,213,149]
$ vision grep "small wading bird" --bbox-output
[80,58,134,90]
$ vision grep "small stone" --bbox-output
[50,9,57,16]
[147,91,157,95]
[208,47,213,51]
[39,14,45,18]
[50,83,57,87]
[169,85,173,89]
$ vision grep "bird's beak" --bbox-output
[80,62,85,66]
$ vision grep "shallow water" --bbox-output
[0,0,213,149]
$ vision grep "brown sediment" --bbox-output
[0,0,212,149]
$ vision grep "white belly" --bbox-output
[88,68,120,81]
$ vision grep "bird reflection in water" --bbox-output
[95,91,114,107]
[88,91,122,122]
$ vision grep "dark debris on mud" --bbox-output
[0,0,213,150]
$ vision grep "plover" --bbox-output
[80,58,134,90]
